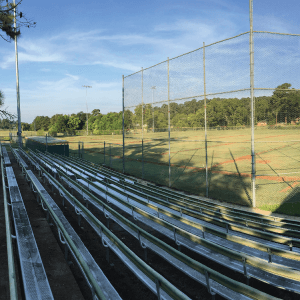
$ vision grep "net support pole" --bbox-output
[46,134,48,152]
[142,139,144,179]
[14,0,22,148]
[168,57,171,187]
[203,42,208,198]
[122,75,125,173]
[141,67,144,140]
[250,0,256,208]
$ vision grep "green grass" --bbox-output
[62,128,300,216]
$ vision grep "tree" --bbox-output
[30,116,50,131]
[91,109,100,116]
[0,89,15,119]
[21,122,30,130]
[0,0,36,42]
[269,83,300,124]
[67,115,80,133]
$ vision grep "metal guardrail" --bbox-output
[0,144,18,300]
[26,150,281,300]
[42,152,300,263]
[16,148,192,300]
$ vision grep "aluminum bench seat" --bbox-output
[27,170,121,300]
[2,146,11,165]
[74,177,300,294]
[6,166,53,300]
[58,177,253,300]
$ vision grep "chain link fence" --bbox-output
[123,29,300,210]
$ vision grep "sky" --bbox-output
[1,0,300,123]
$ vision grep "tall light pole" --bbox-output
[13,0,22,147]
[151,86,156,133]
[82,85,92,135]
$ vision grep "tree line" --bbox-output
[3,82,299,135]
[20,109,123,135]
[126,83,300,130]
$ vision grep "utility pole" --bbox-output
[13,0,22,147]
[82,85,92,135]
[151,86,156,132]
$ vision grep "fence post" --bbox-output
[78,142,80,158]
[46,134,48,152]
[141,67,144,140]
[110,143,112,168]
[82,142,84,159]
[249,0,256,207]
[122,75,125,173]
[104,141,106,165]
[168,57,171,187]
[142,139,144,179]
[203,42,208,198]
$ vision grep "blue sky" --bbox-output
[0,0,299,123]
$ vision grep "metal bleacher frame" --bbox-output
[35,151,300,294]
[24,149,282,300]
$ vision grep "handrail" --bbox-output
[1,144,18,300]
[28,151,280,300]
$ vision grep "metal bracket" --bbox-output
[58,229,66,244]
[204,270,215,297]
[173,227,181,246]
[155,279,161,300]
[267,248,272,263]
[137,230,147,249]
[41,199,48,211]
[132,207,137,221]
[242,257,248,276]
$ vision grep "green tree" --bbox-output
[67,115,80,133]
[0,0,36,42]
[91,109,100,116]
[21,122,30,130]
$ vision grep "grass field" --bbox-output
[13,127,300,216]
